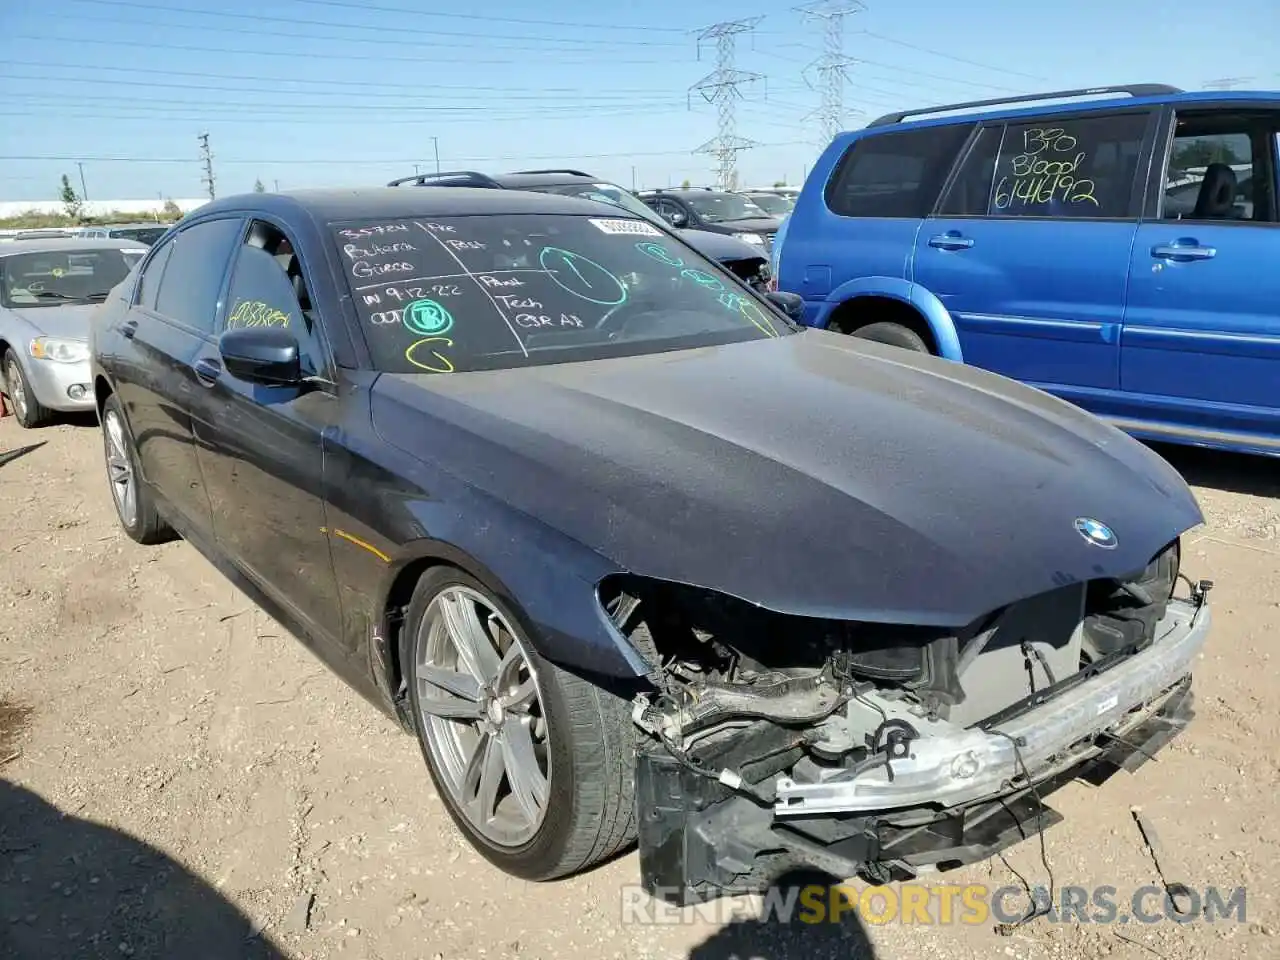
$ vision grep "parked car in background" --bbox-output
[389,169,773,292]
[777,82,1280,458]
[740,190,796,216]
[77,223,170,246]
[636,188,782,250]
[0,238,146,427]
[89,187,1208,904]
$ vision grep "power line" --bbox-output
[67,0,686,48]
[0,71,692,106]
[6,33,691,67]
[860,30,1048,82]
[690,18,766,191]
[0,141,810,166]
[0,59,691,98]
[257,0,688,33]
[796,1,864,144]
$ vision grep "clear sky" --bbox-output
[1,0,1277,203]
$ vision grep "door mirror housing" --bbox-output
[765,290,805,323]
[669,210,689,227]
[219,326,302,386]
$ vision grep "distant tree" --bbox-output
[161,198,183,220]
[59,174,84,221]
[253,178,266,193]
[773,179,788,188]
[680,178,692,189]
[1170,140,1244,177]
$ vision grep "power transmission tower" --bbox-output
[198,131,216,199]
[690,17,765,190]
[1204,77,1252,90]
[797,1,865,144]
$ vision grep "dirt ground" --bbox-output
[1,415,1277,960]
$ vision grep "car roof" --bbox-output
[192,186,633,224]
[860,86,1280,137]
[0,238,151,255]
[638,189,734,198]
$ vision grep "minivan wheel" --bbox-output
[3,352,53,428]
[404,567,636,880]
[100,394,174,544]
[849,321,931,353]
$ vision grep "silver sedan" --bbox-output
[0,238,147,428]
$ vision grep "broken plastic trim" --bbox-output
[773,597,1210,816]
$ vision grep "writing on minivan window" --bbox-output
[992,126,1100,211]
[332,214,785,375]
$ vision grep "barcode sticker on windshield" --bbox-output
[588,218,662,237]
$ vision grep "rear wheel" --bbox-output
[101,393,174,544]
[3,352,53,428]
[849,321,931,353]
[403,567,636,880]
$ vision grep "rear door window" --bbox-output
[825,124,973,218]
[987,113,1151,219]
[154,218,243,333]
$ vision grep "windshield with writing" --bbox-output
[684,193,769,223]
[1,249,133,308]
[336,214,789,375]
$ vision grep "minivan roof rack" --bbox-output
[507,168,593,177]
[387,170,504,188]
[867,84,1184,128]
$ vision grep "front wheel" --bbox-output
[403,567,636,880]
[101,393,174,544]
[3,352,53,428]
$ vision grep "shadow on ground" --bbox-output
[0,778,287,959]
[0,441,45,469]
[687,870,878,960]
[1152,442,1280,500]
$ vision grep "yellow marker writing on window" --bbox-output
[405,337,455,373]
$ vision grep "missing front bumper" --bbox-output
[635,610,1203,906]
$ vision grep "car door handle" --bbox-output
[928,234,974,251]
[120,319,138,340]
[1151,242,1216,262]
[193,357,222,387]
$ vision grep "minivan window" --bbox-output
[154,218,243,333]
[336,213,789,375]
[825,123,973,219]
[988,113,1149,219]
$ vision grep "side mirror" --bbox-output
[669,211,689,227]
[219,326,302,386]
[765,290,805,323]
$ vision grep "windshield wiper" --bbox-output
[32,290,80,301]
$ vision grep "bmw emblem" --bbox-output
[1074,517,1118,549]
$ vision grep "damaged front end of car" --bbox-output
[600,539,1211,906]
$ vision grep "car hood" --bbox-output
[676,228,769,262]
[5,304,98,339]
[708,217,782,234]
[371,331,1203,627]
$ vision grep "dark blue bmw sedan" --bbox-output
[89,187,1211,905]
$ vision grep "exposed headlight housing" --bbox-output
[29,337,89,364]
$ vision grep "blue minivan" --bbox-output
[775,83,1280,458]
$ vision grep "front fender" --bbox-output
[811,277,964,362]
[383,483,652,684]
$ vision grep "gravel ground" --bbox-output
[1,416,1277,960]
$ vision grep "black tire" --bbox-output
[403,566,636,880]
[3,351,54,428]
[849,321,931,353]
[100,393,175,545]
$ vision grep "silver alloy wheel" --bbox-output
[102,409,137,528]
[6,358,28,423]
[416,585,551,847]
